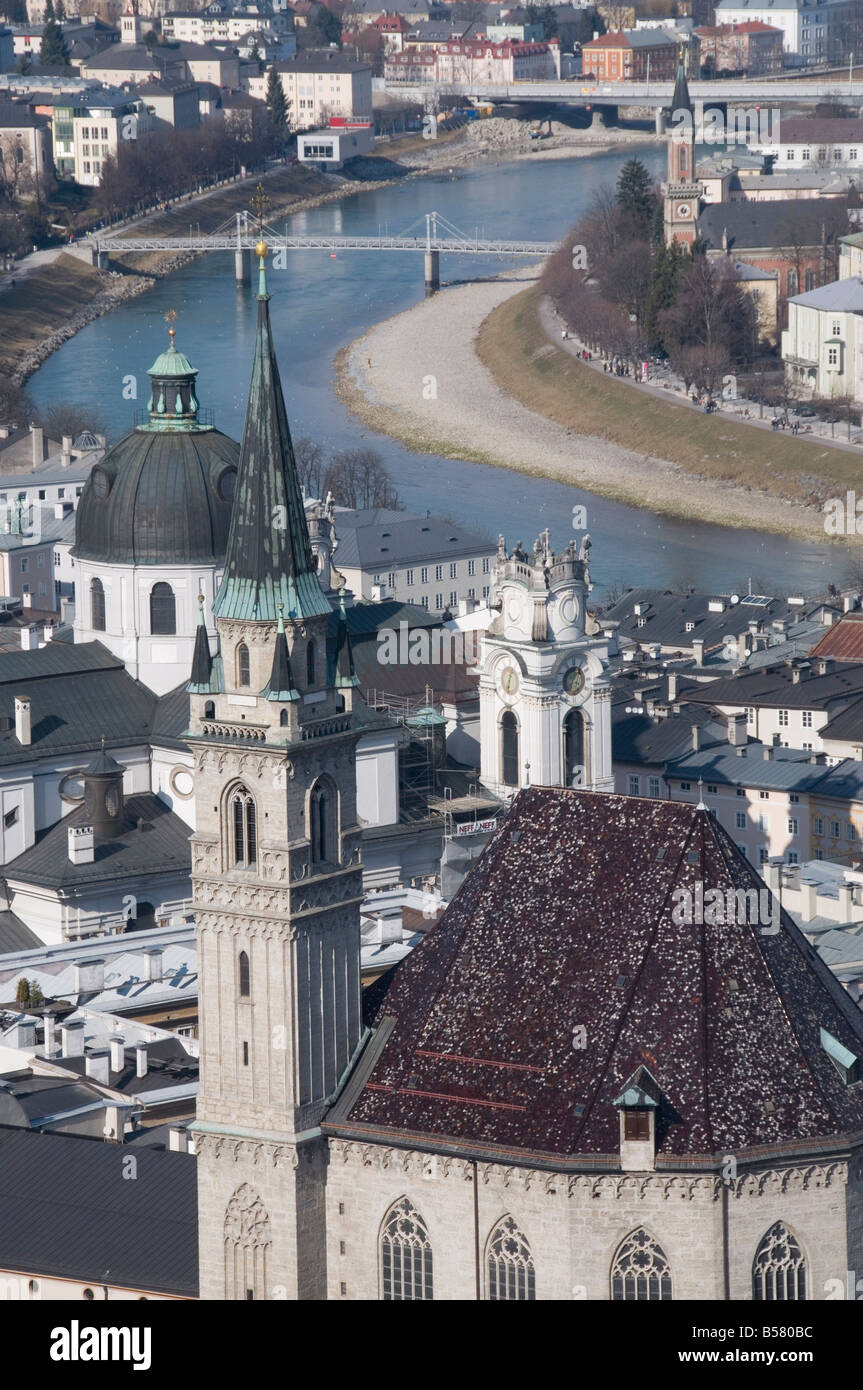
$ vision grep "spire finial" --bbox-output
[277,601,285,634]
[164,307,177,349]
[197,593,205,625]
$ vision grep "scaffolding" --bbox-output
[365,685,445,823]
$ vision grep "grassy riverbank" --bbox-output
[477,285,860,508]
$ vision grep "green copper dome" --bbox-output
[147,344,196,378]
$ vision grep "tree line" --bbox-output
[294,439,401,510]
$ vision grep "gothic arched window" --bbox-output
[90,577,105,632]
[204,700,215,720]
[563,709,585,787]
[231,787,257,868]
[486,1217,535,1301]
[306,639,316,687]
[753,1223,807,1301]
[611,1229,672,1301]
[237,642,250,688]
[224,1184,271,1301]
[310,779,335,864]
[238,950,250,998]
[380,1198,433,1301]
[150,582,176,636]
[501,710,519,787]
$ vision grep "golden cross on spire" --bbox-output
[164,308,177,347]
[250,183,270,232]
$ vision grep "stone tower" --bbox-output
[663,53,701,249]
[121,0,142,46]
[189,243,363,1301]
[478,530,613,800]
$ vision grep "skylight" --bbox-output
[820,1027,860,1083]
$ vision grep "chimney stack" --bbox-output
[667,672,678,701]
[61,1019,85,1058]
[14,695,31,744]
[143,947,163,982]
[19,627,38,652]
[692,724,701,751]
[29,425,44,470]
[109,1033,125,1072]
[85,1049,110,1086]
[727,712,747,747]
[42,1010,57,1058]
[136,1043,148,1078]
[169,1125,189,1153]
[838,881,854,924]
[692,638,705,665]
[74,959,104,994]
[68,825,94,865]
[8,1017,36,1050]
[61,435,73,467]
[800,879,818,923]
[103,1103,123,1142]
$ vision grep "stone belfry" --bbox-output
[189,241,363,1302]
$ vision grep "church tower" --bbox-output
[662,53,701,249]
[190,242,364,1301]
[121,0,142,46]
[478,531,613,800]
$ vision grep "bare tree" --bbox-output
[294,436,325,497]
[321,448,400,510]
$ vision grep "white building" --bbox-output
[714,0,861,59]
[297,119,373,168]
[249,52,372,125]
[328,506,496,609]
[69,90,153,188]
[751,117,863,168]
[781,277,863,403]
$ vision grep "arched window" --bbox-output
[310,780,334,864]
[306,639,316,687]
[487,1217,535,1301]
[150,582,176,636]
[787,268,799,297]
[90,577,105,632]
[238,950,250,998]
[611,1229,672,1301]
[380,1198,433,1301]
[753,1223,806,1301]
[563,709,585,787]
[204,700,215,719]
[501,710,519,787]
[224,1184,271,1302]
[280,709,289,727]
[231,787,257,868]
[237,642,250,688]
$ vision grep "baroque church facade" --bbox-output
[187,243,863,1302]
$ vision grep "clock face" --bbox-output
[676,202,692,220]
[500,665,519,696]
[563,665,585,697]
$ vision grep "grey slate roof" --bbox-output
[789,277,863,312]
[5,792,191,890]
[0,911,40,954]
[0,642,157,764]
[602,587,826,654]
[273,50,372,72]
[698,198,840,252]
[332,507,494,571]
[0,1125,197,1296]
[684,661,863,711]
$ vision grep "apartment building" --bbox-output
[434,37,561,84]
[162,6,294,44]
[715,0,862,60]
[330,507,496,609]
[249,51,372,123]
[694,20,784,74]
[782,278,863,404]
[581,28,678,82]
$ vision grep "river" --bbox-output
[29,145,845,599]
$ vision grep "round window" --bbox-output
[217,467,237,502]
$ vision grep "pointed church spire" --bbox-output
[265,605,299,701]
[333,588,358,688]
[214,240,331,625]
[188,594,214,692]
[669,48,692,116]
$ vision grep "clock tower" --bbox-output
[479,531,613,800]
[663,53,701,249]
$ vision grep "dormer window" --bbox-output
[624,1110,650,1141]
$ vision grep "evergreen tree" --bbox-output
[265,65,288,143]
[56,0,65,19]
[44,0,54,18]
[616,157,654,241]
[643,240,683,354]
[40,17,70,67]
[310,5,342,48]
[15,977,30,1006]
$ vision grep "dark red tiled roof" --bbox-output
[327,788,863,1165]
[810,612,863,664]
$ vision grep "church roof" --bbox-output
[326,788,863,1166]
[669,51,692,114]
[214,252,330,624]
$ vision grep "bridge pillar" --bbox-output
[655,108,666,135]
[424,249,440,297]
[91,248,109,269]
[235,248,251,286]
[590,108,606,129]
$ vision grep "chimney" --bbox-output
[42,1011,58,1058]
[103,1103,122,1142]
[375,913,402,946]
[136,1043,148,1078]
[763,745,773,760]
[53,503,66,520]
[763,861,781,893]
[68,825,94,865]
[143,947,163,982]
[838,881,854,924]
[772,732,781,746]
[61,1019,85,1058]
[727,712,747,747]
[60,596,73,625]
[169,1125,189,1153]
[19,626,38,652]
[800,879,818,923]
[692,724,701,751]
[85,1049,110,1086]
[61,435,73,467]
[667,673,678,700]
[109,1033,125,1072]
[74,958,104,994]
[14,695,31,744]
[29,425,44,470]
[8,1016,36,1050]
[42,624,53,644]
[21,594,32,609]
[692,638,705,664]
